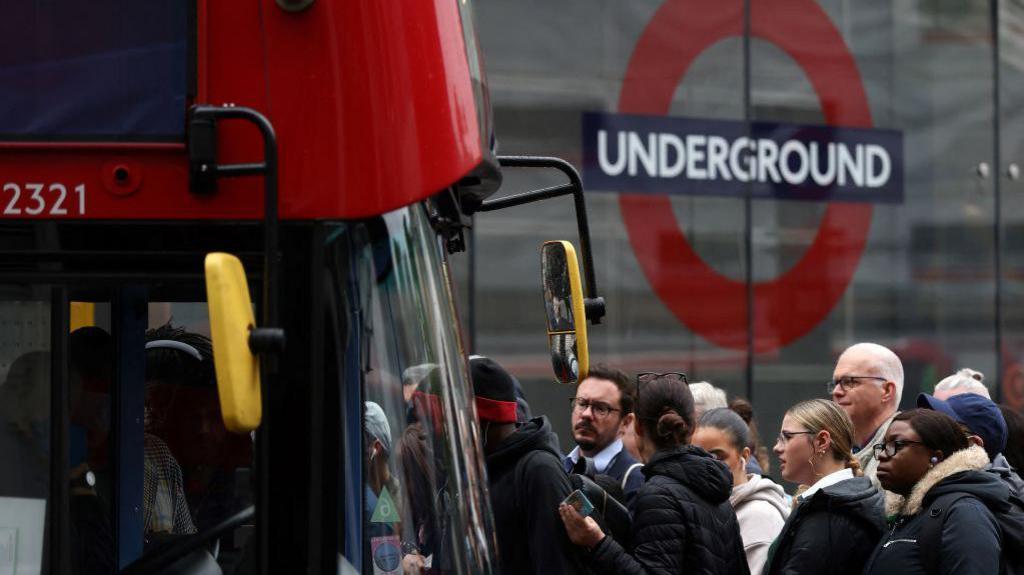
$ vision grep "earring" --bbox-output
[929,456,938,468]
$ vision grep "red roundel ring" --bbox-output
[618,0,874,353]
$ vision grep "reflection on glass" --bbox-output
[541,244,575,333]
[550,333,578,384]
[327,206,495,574]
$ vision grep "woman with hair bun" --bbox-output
[559,373,749,575]
[693,408,787,575]
[763,399,885,575]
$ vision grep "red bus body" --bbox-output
[0,0,486,220]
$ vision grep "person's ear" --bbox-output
[741,446,752,462]
[881,381,896,403]
[815,430,832,454]
[968,435,985,449]
[621,412,636,433]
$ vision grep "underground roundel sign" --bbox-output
[609,0,877,354]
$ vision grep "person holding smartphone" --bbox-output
[559,372,749,575]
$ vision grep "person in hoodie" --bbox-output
[763,398,884,575]
[693,408,788,574]
[917,390,1024,499]
[863,408,1017,575]
[469,355,582,575]
[559,372,749,575]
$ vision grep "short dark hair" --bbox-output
[584,364,635,415]
[636,375,695,450]
[145,323,215,387]
[894,408,969,457]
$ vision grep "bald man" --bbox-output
[830,343,904,482]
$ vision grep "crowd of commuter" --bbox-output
[463,342,1024,575]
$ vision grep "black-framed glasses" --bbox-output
[775,430,814,445]
[872,439,926,458]
[569,397,620,418]
[826,375,887,394]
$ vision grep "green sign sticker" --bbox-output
[370,487,400,524]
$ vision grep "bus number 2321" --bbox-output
[3,182,86,216]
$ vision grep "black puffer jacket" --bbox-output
[586,445,750,575]
[486,416,583,575]
[863,445,1020,575]
[762,474,884,575]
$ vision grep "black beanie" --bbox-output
[469,355,518,424]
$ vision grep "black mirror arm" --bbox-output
[477,156,606,324]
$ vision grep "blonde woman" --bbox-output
[762,399,885,575]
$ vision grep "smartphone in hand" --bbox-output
[561,489,595,517]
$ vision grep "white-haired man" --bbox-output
[830,342,904,481]
[689,381,728,419]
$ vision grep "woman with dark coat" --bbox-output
[863,408,1022,575]
[762,399,885,575]
[558,372,749,575]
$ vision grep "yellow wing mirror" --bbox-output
[541,241,589,384]
[204,253,262,432]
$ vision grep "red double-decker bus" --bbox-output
[0,2,600,574]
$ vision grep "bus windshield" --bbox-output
[325,204,495,574]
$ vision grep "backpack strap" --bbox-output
[621,463,644,492]
[919,492,976,575]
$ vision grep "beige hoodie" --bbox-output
[730,474,790,575]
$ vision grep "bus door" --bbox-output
[0,273,255,574]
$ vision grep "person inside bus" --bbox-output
[0,351,50,498]
[145,323,251,531]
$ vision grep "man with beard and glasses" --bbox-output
[564,364,644,508]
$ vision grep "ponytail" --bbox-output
[846,454,863,477]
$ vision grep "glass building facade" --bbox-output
[454,0,1024,461]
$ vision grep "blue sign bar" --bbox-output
[582,112,903,203]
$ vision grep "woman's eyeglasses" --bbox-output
[872,439,925,458]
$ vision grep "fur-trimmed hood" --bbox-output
[885,444,1003,516]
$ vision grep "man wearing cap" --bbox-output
[918,391,1024,499]
[470,356,582,575]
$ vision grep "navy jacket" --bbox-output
[604,448,645,508]
[863,446,1020,575]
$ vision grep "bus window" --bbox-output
[0,293,50,575]
[326,205,496,574]
[141,312,253,564]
